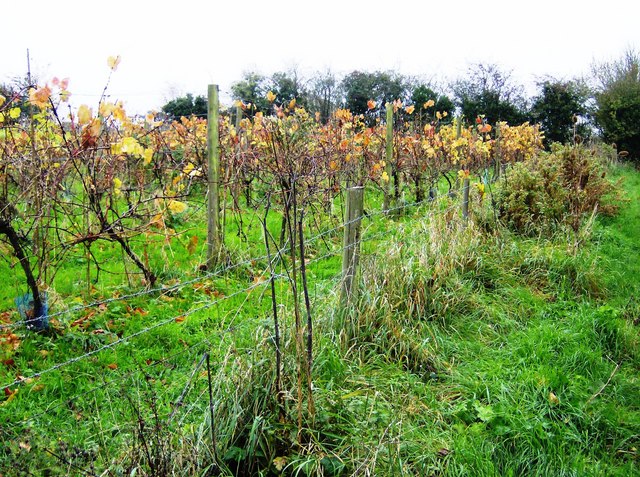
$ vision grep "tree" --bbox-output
[230,72,270,116]
[592,49,640,160]
[308,69,339,123]
[452,63,527,125]
[530,78,591,146]
[269,70,309,109]
[161,93,207,119]
[340,70,409,122]
[411,83,454,122]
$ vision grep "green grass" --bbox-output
[1,163,639,475]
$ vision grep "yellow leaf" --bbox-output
[423,99,435,108]
[77,105,92,125]
[266,91,276,103]
[9,107,20,119]
[107,55,121,71]
[273,456,287,471]
[113,177,122,189]
[381,171,389,182]
[143,148,154,165]
[288,98,296,110]
[29,85,52,109]
[167,200,188,214]
[182,162,194,175]
[549,392,560,405]
[0,95,5,107]
[405,105,415,115]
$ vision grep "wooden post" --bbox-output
[493,122,502,181]
[383,102,393,211]
[206,84,221,269]
[341,186,364,305]
[462,177,470,224]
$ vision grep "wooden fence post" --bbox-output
[383,102,393,212]
[493,121,502,181]
[462,177,470,224]
[341,186,364,305]
[207,84,221,269]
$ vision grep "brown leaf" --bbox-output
[19,441,31,452]
[437,448,450,457]
[187,235,198,255]
[107,363,118,370]
[175,316,185,323]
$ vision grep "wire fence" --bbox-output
[0,187,470,475]
[1,188,452,331]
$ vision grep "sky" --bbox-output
[4,0,640,115]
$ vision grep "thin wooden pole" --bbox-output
[462,177,470,224]
[493,122,502,181]
[207,84,220,269]
[341,186,364,305]
[383,103,393,211]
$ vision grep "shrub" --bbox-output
[496,145,621,235]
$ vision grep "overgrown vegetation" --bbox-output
[1,148,638,475]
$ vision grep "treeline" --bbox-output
[161,50,640,160]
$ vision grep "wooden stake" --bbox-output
[341,186,364,305]
[206,84,220,269]
[383,102,393,211]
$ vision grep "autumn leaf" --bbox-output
[549,392,560,405]
[107,363,118,370]
[273,456,287,471]
[405,105,415,115]
[29,85,52,109]
[143,148,154,165]
[19,441,31,452]
[175,316,186,323]
[2,388,18,405]
[77,105,92,125]
[107,55,121,71]
[423,99,435,109]
[288,98,296,110]
[367,99,376,110]
[9,108,21,119]
[167,200,188,214]
[113,179,122,196]
[266,91,276,103]
[187,235,198,255]
[381,171,390,182]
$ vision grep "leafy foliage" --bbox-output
[453,63,528,125]
[530,78,591,146]
[592,49,640,160]
[340,70,409,119]
[496,144,621,235]
[161,93,207,119]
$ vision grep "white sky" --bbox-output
[4,0,639,115]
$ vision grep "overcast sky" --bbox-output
[4,0,639,115]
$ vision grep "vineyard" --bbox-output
[0,61,639,476]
